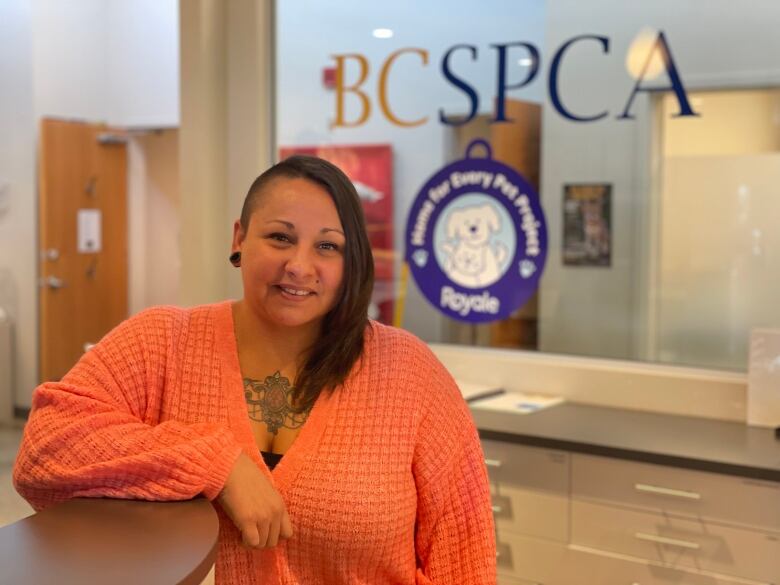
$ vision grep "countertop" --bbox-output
[471,401,780,482]
[0,498,218,585]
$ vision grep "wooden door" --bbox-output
[448,100,542,350]
[489,99,541,350]
[38,118,128,382]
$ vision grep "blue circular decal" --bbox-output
[404,139,548,323]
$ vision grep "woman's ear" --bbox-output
[231,219,245,250]
[230,220,245,267]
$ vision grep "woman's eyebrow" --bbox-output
[266,219,343,236]
[266,219,295,229]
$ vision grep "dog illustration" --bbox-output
[439,203,508,288]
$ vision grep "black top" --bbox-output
[261,450,283,471]
[471,402,780,482]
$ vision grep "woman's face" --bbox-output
[232,177,346,331]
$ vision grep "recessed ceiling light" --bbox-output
[373,28,394,39]
[626,28,664,80]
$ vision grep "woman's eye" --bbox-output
[269,232,292,243]
[319,242,340,251]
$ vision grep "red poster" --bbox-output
[278,145,394,324]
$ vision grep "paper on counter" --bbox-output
[455,380,505,403]
[470,391,564,414]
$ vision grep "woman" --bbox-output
[14,155,497,584]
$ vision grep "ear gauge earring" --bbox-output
[229,251,241,267]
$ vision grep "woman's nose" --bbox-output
[284,248,315,279]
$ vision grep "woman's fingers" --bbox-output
[242,522,261,548]
[280,509,294,540]
[218,453,293,549]
[265,517,281,548]
[256,517,270,549]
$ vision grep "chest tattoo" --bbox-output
[243,371,310,435]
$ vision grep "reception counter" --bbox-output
[473,401,780,584]
[471,401,780,481]
[0,497,218,585]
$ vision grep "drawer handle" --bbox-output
[634,483,701,500]
[484,458,503,469]
[634,532,701,550]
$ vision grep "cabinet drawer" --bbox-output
[491,480,569,542]
[495,532,758,585]
[556,547,770,585]
[571,500,780,583]
[572,453,780,532]
[498,576,541,585]
[495,531,570,583]
[484,439,570,542]
[483,439,569,494]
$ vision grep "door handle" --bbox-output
[43,276,67,289]
[41,248,60,261]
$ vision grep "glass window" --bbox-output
[275,0,780,372]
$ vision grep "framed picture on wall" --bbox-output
[562,183,612,267]
[278,144,395,324]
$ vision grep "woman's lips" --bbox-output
[276,284,315,299]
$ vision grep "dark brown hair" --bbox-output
[240,155,374,412]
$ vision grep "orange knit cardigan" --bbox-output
[14,301,497,584]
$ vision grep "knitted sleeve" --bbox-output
[411,344,497,584]
[12,307,242,511]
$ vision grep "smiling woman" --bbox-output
[13,154,497,585]
[231,156,374,416]
[235,178,346,329]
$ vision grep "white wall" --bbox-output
[31,0,109,121]
[276,0,545,342]
[0,0,37,419]
[128,130,180,315]
[538,0,780,362]
[106,0,179,127]
[1,0,179,412]
[31,0,179,126]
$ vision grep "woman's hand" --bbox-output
[217,452,293,548]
